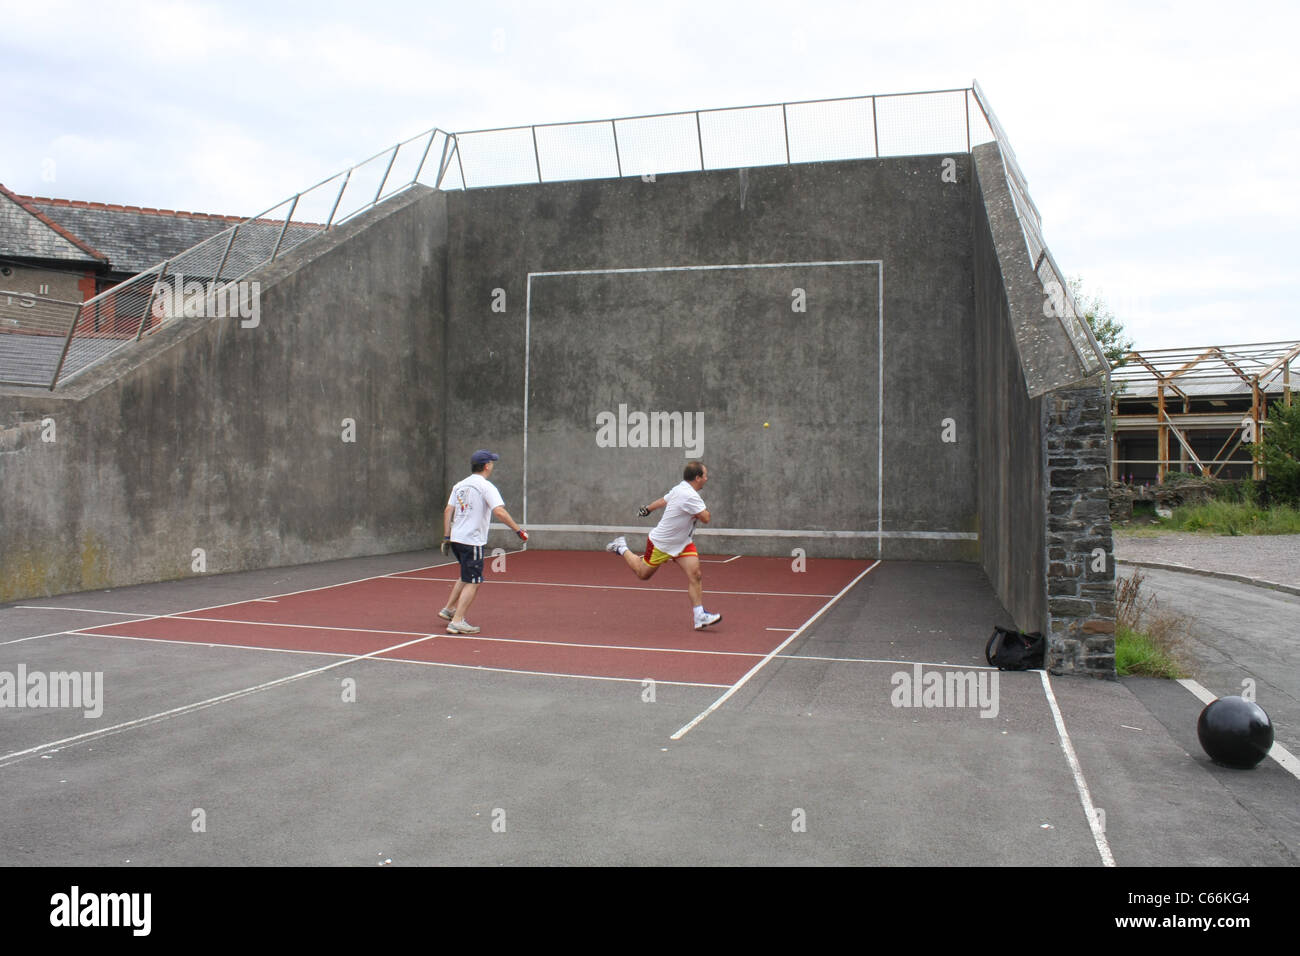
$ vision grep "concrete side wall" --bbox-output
[972,147,1045,632]
[972,143,1115,675]
[442,157,978,560]
[0,186,447,601]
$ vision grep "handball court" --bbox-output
[1,548,1295,867]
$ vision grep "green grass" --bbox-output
[1114,570,1193,679]
[1159,500,1300,535]
[1115,625,1187,679]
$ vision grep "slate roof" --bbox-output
[0,183,106,266]
[0,185,328,281]
[17,193,243,275]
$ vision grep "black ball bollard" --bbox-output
[1196,696,1274,769]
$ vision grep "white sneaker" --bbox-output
[606,536,627,555]
[437,607,455,621]
[694,611,721,630]
[447,620,480,635]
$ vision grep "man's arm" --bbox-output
[639,497,667,517]
[443,504,454,539]
[694,508,711,524]
[492,505,528,539]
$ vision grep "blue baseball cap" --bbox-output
[470,449,500,466]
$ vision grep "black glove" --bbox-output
[637,506,650,517]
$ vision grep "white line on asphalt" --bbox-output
[0,633,439,769]
[669,561,882,740]
[1039,670,1116,867]
[1177,678,1300,781]
[14,606,166,616]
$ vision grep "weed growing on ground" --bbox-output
[1114,569,1193,678]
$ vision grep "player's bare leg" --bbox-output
[452,582,480,624]
[442,580,465,617]
[620,549,658,580]
[677,553,705,606]
[607,535,658,580]
[676,554,721,629]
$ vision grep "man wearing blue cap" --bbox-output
[438,449,528,634]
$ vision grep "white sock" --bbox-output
[616,544,627,555]
[693,605,704,619]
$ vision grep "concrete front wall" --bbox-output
[442,157,978,560]
[0,187,446,601]
[971,150,1046,633]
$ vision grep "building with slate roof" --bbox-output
[0,183,242,303]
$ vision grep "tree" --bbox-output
[1068,276,1133,368]
[1255,398,1300,506]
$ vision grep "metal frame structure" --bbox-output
[1110,341,1300,482]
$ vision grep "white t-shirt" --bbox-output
[650,480,707,557]
[447,473,505,546]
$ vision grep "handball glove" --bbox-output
[637,506,650,517]
[440,537,451,556]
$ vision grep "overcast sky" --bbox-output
[3,0,1296,351]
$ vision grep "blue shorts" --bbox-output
[451,542,484,584]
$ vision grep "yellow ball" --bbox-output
[763,422,770,428]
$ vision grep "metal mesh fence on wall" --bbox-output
[438,88,991,189]
[9,128,454,389]
[969,81,1107,379]
[7,83,1097,390]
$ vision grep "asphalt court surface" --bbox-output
[0,549,1295,866]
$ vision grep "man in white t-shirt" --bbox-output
[438,449,527,634]
[606,460,722,630]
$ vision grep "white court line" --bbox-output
[378,655,729,689]
[1178,678,1300,781]
[33,631,729,690]
[158,616,429,638]
[92,619,772,661]
[0,633,438,769]
[699,555,742,564]
[14,606,168,617]
[773,654,999,670]
[1,557,465,650]
[388,577,835,599]
[670,560,882,740]
[1039,670,1115,867]
[765,627,797,632]
[524,260,883,534]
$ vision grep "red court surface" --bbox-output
[79,550,874,687]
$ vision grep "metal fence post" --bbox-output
[781,103,791,164]
[412,129,437,186]
[611,119,622,177]
[434,134,453,189]
[872,96,879,158]
[212,224,240,290]
[135,264,167,342]
[49,304,83,389]
[270,195,300,261]
[695,111,705,169]
[454,134,468,189]
[964,89,971,153]
[373,145,399,205]
[326,170,351,228]
[532,126,543,183]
